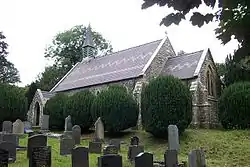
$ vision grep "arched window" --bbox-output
[206,71,211,95]
[206,66,215,97]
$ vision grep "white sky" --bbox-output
[1,0,238,87]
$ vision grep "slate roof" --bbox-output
[41,91,56,99]
[162,50,204,79]
[52,39,162,92]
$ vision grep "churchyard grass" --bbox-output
[10,129,250,167]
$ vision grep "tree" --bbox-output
[0,32,20,84]
[25,82,38,107]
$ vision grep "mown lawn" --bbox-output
[10,129,250,167]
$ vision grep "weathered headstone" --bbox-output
[109,139,121,151]
[98,154,122,167]
[188,149,206,167]
[72,125,81,145]
[168,125,180,151]
[2,121,12,134]
[27,134,47,158]
[0,148,8,167]
[1,134,17,146]
[12,119,24,134]
[29,146,51,167]
[128,145,144,161]
[89,141,102,154]
[59,137,74,155]
[130,136,139,145]
[72,147,89,167]
[64,115,73,131]
[164,150,178,167]
[103,145,118,155]
[135,152,153,167]
[41,115,50,130]
[94,117,104,142]
[0,142,16,163]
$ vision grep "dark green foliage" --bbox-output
[66,91,95,130]
[141,76,192,138]
[25,82,38,107]
[91,85,139,133]
[44,93,68,130]
[0,84,27,124]
[219,82,250,129]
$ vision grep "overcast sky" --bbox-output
[1,0,238,87]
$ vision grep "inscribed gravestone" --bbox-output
[94,117,104,142]
[109,139,121,151]
[103,145,118,155]
[128,145,144,161]
[72,147,89,167]
[130,136,139,145]
[41,115,49,130]
[98,154,122,167]
[168,125,180,151]
[29,146,51,167]
[12,119,24,134]
[64,115,73,131]
[164,150,178,167]
[72,125,81,145]
[0,142,16,163]
[2,121,12,133]
[135,152,153,167]
[0,148,8,167]
[188,149,206,167]
[27,134,47,158]
[60,137,74,155]
[89,141,102,154]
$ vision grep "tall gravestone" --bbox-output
[59,137,74,155]
[188,149,206,167]
[72,125,81,145]
[98,154,122,167]
[72,147,89,167]
[164,150,178,167]
[2,121,12,133]
[135,152,153,167]
[27,134,47,158]
[94,117,104,142]
[168,125,180,151]
[0,142,16,163]
[41,115,50,130]
[64,115,73,138]
[12,119,24,134]
[29,146,51,167]
[0,148,8,167]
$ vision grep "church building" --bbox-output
[27,25,221,128]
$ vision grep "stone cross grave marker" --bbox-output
[2,121,12,134]
[72,147,89,167]
[98,154,122,167]
[41,115,50,130]
[109,139,121,151]
[128,145,144,162]
[72,125,81,145]
[135,152,153,167]
[103,145,118,155]
[89,141,102,154]
[0,142,16,163]
[64,115,73,132]
[59,137,74,155]
[94,117,104,142]
[12,119,24,134]
[29,146,51,167]
[0,148,8,167]
[130,136,139,145]
[27,134,47,159]
[188,149,206,167]
[164,150,178,167]
[168,125,180,151]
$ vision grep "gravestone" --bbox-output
[103,145,118,155]
[60,137,74,155]
[72,125,81,145]
[64,115,73,131]
[188,149,206,167]
[135,152,153,167]
[12,119,24,134]
[2,134,17,146]
[89,141,102,154]
[168,125,180,151]
[98,154,122,167]
[41,115,49,130]
[109,139,121,151]
[164,150,178,167]
[29,146,51,167]
[2,121,12,134]
[128,145,144,161]
[0,148,8,167]
[27,134,47,158]
[0,142,16,163]
[24,121,32,130]
[72,147,89,167]
[94,117,104,142]
[130,136,139,145]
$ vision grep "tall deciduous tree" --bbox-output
[25,82,38,107]
[0,32,20,84]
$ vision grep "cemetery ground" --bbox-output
[11,129,250,167]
